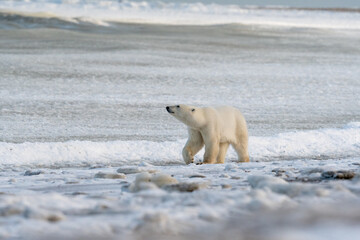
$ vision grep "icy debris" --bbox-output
[71,192,87,196]
[88,204,113,215]
[129,172,152,192]
[272,168,286,174]
[188,174,206,178]
[136,172,152,182]
[65,179,79,184]
[247,189,295,211]
[1,206,65,222]
[300,168,325,175]
[199,208,221,222]
[130,182,159,192]
[129,172,207,192]
[94,172,126,179]
[0,206,24,217]
[296,172,323,182]
[136,212,182,235]
[297,168,356,181]
[248,175,329,198]
[321,170,356,180]
[224,164,238,172]
[138,161,154,167]
[221,184,232,189]
[89,164,107,169]
[279,168,324,182]
[230,176,241,180]
[248,175,288,189]
[129,172,178,192]
[272,168,289,176]
[24,170,44,176]
[117,166,158,174]
[219,173,230,178]
[163,182,208,192]
[139,212,170,230]
[151,173,179,187]
[271,168,298,179]
[24,208,65,222]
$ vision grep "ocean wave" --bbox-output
[1,122,359,168]
[0,0,360,29]
[0,11,111,31]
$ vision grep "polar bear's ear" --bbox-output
[191,109,195,112]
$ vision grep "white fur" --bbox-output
[166,104,249,164]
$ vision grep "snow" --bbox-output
[0,156,359,239]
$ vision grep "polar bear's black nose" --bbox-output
[166,106,174,113]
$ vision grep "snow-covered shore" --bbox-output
[1,158,359,239]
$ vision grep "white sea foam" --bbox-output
[0,0,360,29]
[1,122,359,167]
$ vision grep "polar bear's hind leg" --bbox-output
[232,142,249,162]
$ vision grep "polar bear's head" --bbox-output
[166,104,205,129]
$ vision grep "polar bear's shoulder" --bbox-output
[208,106,242,117]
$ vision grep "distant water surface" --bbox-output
[0,0,360,143]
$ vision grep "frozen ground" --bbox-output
[0,158,360,240]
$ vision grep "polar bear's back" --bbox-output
[214,106,246,124]
[209,106,248,144]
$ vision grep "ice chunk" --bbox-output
[248,175,330,198]
[162,182,208,192]
[248,175,288,189]
[151,173,178,187]
[24,170,44,176]
[94,172,126,179]
[129,172,153,192]
[321,170,356,180]
[117,166,157,174]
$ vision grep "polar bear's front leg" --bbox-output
[203,141,219,164]
[200,128,220,164]
[182,129,204,164]
[216,142,229,164]
[202,132,220,164]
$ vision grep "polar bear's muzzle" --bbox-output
[166,106,175,114]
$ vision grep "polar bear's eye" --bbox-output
[191,109,195,112]
[176,105,180,108]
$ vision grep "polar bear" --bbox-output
[166,104,249,164]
